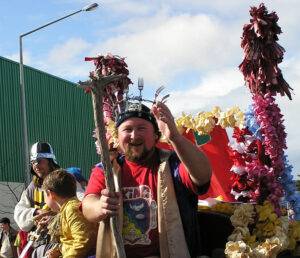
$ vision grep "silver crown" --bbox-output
[127,102,142,112]
[120,77,170,115]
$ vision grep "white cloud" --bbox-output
[64,0,154,16]
[91,12,241,85]
[104,0,154,16]
[167,68,245,115]
[34,38,91,79]
[278,57,300,175]
[112,7,170,34]
[193,69,244,97]
[47,38,90,64]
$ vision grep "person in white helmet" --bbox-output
[14,142,60,257]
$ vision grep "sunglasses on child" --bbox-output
[31,158,47,166]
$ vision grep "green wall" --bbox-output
[0,56,98,182]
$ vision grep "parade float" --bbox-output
[80,3,300,258]
[195,3,300,257]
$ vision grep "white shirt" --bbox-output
[0,231,14,258]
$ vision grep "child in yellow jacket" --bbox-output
[42,169,96,258]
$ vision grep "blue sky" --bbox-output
[1,0,299,177]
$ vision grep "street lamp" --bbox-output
[19,3,98,186]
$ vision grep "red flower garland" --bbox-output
[231,3,291,214]
[85,54,132,123]
[239,3,293,99]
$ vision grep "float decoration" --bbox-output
[239,3,293,100]
[224,3,300,257]
[175,106,244,136]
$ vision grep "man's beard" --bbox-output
[125,143,154,163]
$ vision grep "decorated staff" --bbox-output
[79,54,132,258]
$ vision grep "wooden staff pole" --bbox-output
[90,76,126,258]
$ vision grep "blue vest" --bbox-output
[168,152,209,257]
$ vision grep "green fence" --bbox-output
[0,56,98,182]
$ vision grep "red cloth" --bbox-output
[198,126,234,201]
[157,127,234,201]
[16,230,32,258]
[85,151,196,257]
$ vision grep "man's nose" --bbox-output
[130,129,140,140]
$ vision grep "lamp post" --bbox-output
[19,3,98,186]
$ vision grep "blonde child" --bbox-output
[42,169,96,258]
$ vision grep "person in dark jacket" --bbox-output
[0,217,17,258]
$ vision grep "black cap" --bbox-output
[116,103,159,134]
[0,217,10,224]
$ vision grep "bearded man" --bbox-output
[82,101,211,258]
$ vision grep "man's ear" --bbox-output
[45,189,50,196]
[51,191,59,201]
[46,190,57,200]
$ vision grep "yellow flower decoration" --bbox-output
[287,221,300,250]
[225,240,252,257]
[175,112,195,133]
[254,202,282,240]
[230,204,255,227]
[175,106,245,136]
[194,112,216,135]
[225,202,293,258]
[218,106,245,129]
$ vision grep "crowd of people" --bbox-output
[4,101,211,258]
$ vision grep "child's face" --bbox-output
[44,190,60,212]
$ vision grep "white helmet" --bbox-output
[30,142,58,164]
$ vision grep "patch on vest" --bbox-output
[122,185,157,245]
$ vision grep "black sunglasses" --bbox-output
[30,158,45,165]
